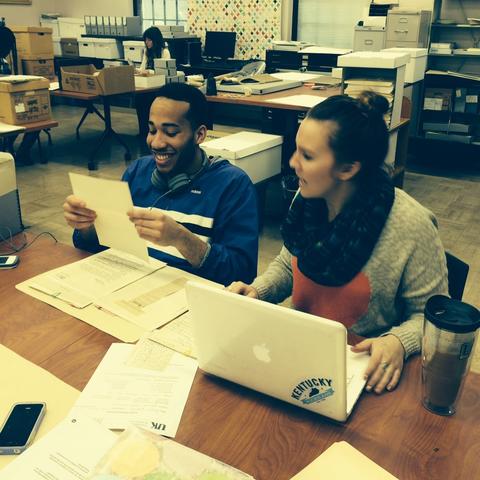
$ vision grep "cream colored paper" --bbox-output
[0,416,116,479]
[149,312,197,359]
[94,268,189,330]
[267,95,327,108]
[69,343,198,438]
[0,345,80,470]
[27,249,162,309]
[15,280,146,342]
[290,441,398,480]
[69,173,149,262]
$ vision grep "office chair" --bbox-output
[445,251,469,300]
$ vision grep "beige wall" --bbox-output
[2,0,55,27]
[54,0,133,18]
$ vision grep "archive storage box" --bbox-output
[12,26,53,56]
[201,132,283,184]
[21,55,55,80]
[78,38,96,57]
[381,47,428,83]
[0,77,51,125]
[61,65,135,95]
[58,17,86,38]
[0,153,23,236]
[123,40,145,63]
[94,38,123,59]
[52,36,62,56]
[60,38,80,57]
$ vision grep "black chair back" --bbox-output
[445,251,469,300]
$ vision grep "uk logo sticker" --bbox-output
[291,378,334,405]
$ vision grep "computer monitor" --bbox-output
[203,31,236,60]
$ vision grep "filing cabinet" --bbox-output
[386,10,431,48]
[354,27,386,52]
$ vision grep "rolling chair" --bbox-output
[445,251,469,301]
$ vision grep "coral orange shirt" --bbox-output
[291,256,371,329]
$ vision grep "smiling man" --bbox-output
[63,83,259,285]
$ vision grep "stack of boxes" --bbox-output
[156,25,193,40]
[0,77,52,125]
[12,26,55,80]
[40,16,86,60]
[153,59,185,84]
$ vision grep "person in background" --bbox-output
[229,92,448,394]
[63,83,259,286]
[135,26,171,140]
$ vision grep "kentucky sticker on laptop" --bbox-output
[291,377,334,405]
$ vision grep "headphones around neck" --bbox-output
[151,153,210,196]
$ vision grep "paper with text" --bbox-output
[149,312,197,358]
[69,343,197,438]
[28,249,162,308]
[95,268,188,330]
[0,417,116,480]
[69,172,149,262]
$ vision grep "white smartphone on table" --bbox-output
[0,403,46,455]
[0,256,19,269]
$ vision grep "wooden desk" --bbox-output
[1,235,479,480]
[51,90,131,170]
[0,119,59,164]
[206,86,410,187]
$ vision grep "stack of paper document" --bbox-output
[290,441,398,479]
[344,78,394,126]
[69,343,197,438]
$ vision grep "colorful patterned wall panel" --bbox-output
[187,0,282,60]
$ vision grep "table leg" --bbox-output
[87,96,132,170]
[76,101,106,140]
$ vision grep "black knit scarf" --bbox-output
[281,170,395,287]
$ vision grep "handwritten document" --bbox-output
[69,343,197,438]
[149,312,197,358]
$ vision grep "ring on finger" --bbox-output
[381,361,389,371]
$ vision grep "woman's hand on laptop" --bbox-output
[351,334,405,394]
[227,281,259,299]
[63,195,97,230]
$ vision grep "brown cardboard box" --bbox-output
[0,78,51,125]
[61,64,135,96]
[21,55,55,80]
[60,38,80,57]
[11,26,53,56]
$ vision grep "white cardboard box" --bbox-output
[338,51,409,68]
[52,36,62,56]
[134,75,166,88]
[381,47,428,83]
[201,132,283,184]
[123,40,144,63]
[78,38,96,57]
[58,17,86,38]
[94,38,123,59]
[40,19,60,37]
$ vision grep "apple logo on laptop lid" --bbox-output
[253,343,271,363]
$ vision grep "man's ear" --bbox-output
[337,161,361,181]
[194,125,208,145]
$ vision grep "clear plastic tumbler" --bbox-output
[422,295,480,416]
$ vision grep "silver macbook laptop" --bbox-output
[185,282,370,422]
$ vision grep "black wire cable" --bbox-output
[0,226,58,256]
